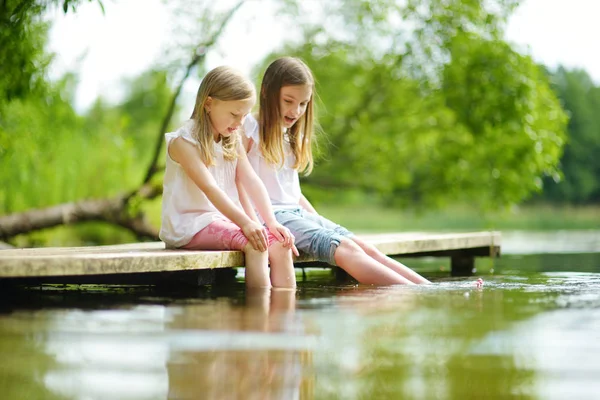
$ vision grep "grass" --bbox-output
[314,203,600,232]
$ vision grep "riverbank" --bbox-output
[316,204,600,232]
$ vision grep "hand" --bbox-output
[242,221,268,252]
[267,223,299,257]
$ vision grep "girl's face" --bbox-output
[206,97,254,140]
[279,84,312,129]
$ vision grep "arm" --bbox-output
[235,142,278,226]
[299,193,318,215]
[236,142,298,254]
[236,174,261,224]
[240,131,253,153]
[169,137,267,250]
[237,130,261,223]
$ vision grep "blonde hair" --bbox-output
[190,66,255,166]
[259,57,315,174]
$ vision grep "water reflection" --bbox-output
[0,313,68,400]
[301,282,542,399]
[0,287,316,399]
[43,306,170,399]
[166,288,313,400]
[1,261,600,399]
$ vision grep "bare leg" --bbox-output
[268,241,297,288]
[268,288,296,332]
[351,236,431,284]
[243,243,271,288]
[333,239,414,285]
[270,287,296,312]
[244,287,270,333]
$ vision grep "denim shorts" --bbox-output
[274,207,354,266]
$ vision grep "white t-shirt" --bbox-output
[159,120,240,247]
[243,115,302,208]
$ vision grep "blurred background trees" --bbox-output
[541,67,600,204]
[0,0,597,246]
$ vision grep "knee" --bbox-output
[348,236,377,256]
[268,241,293,260]
[242,243,266,256]
[361,241,380,257]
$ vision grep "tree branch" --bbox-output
[0,184,163,241]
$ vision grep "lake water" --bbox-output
[1,230,599,400]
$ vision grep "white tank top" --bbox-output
[243,115,302,209]
[159,120,240,247]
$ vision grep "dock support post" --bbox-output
[214,268,237,285]
[334,267,353,282]
[451,254,475,276]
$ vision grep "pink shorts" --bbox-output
[182,219,278,251]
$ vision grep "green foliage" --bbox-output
[0,69,174,245]
[402,0,520,81]
[316,203,600,232]
[263,0,567,210]
[62,0,104,13]
[0,1,50,108]
[0,74,138,214]
[540,67,600,203]
[0,1,103,110]
[0,0,591,247]
[288,44,460,206]
[441,35,567,208]
[88,69,174,165]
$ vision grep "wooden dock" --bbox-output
[0,232,500,285]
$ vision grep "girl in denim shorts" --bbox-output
[240,57,429,285]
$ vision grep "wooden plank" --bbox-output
[0,250,244,278]
[0,231,500,278]
[359,232,501,255]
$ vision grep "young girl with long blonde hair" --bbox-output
[241,57,429,285]
[159,66,298,288]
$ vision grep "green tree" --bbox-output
[0,69,177,245]
[0,0,103,110]
[86,69,175,171]
[441,35,567,209]
[541,67,600,203]
[259,0,567,210]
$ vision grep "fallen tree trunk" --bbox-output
[0,184,162,241]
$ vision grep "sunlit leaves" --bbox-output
[442,35,567,208]
[272,0,567,210]
[0,1,104,110]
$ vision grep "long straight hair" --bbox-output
[259,57,315,174]
[190,66,255,165]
